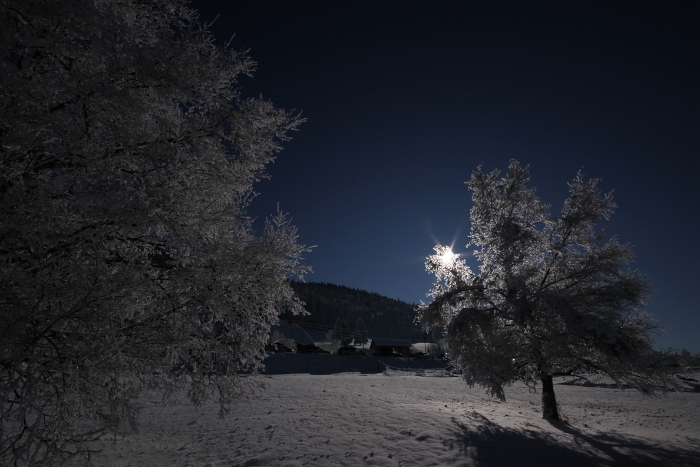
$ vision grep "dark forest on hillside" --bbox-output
[283,281,438,342]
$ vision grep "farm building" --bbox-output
[370,338,412,357]
[269,321,315,346]
[268,321,329,353]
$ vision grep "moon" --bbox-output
[439,249,456,265]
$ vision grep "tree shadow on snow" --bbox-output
[445,412,700,467]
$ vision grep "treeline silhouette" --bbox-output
[283,281,434,342]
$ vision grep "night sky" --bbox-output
[191,1,699,352]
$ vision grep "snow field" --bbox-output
[68,373,700,467]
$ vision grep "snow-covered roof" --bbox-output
[370,338,412,348]
[269,322,315,345]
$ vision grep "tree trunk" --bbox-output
[540,372,559,419]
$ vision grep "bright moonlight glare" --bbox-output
[440,249,456,265]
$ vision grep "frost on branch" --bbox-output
[0,0,310,464]
[417,160,678,419]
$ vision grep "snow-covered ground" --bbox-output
[67,373,699,467]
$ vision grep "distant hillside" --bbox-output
[282,281,433,342]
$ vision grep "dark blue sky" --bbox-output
[192,1,699,352]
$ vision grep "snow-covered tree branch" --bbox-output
[0,0,310,464]
[417,160,677,420]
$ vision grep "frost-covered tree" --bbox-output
[353,317,368,347]
[268,331,297,353]
[0,0,309,463]
[417,161,676,419]
[329,318,352,346]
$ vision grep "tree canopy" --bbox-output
[0,0,308,463]
[417,160,676,419]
